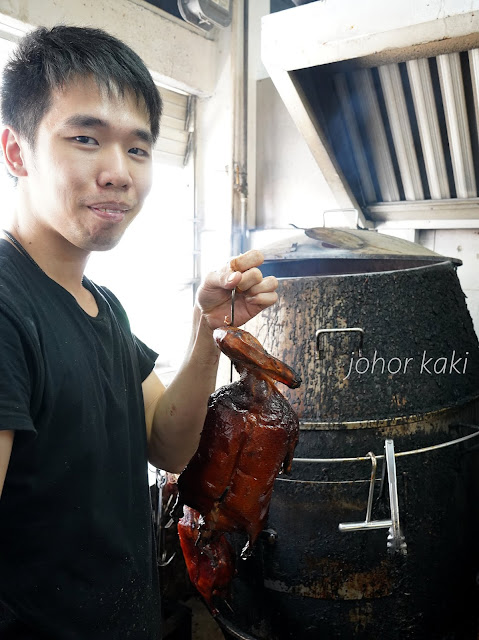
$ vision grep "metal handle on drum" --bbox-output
[316,327,364,360]
[338,439,407,555]
[322,208,360,228]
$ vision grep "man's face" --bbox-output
[18,76,154,252]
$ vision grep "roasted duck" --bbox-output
[177,325,301,610]
[177,506,234,613]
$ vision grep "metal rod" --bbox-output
[338,440,407,554]
[338,451,393,533]
[230,289,236,383]
[291,428,479,464]
[231,288,236,327]
[339,519,392,532]
[276,478,380,485]
[365,452,377,523]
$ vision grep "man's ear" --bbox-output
[1,127,28,178]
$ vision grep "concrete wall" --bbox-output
[0,0,217,95]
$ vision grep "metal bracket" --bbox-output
[339,439,407,555]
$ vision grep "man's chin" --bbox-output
[83,230,125,252]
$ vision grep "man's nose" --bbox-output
[97,147,133,189]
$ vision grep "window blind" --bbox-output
[154,86,194,166]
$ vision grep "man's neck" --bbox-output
[5,220,89,296]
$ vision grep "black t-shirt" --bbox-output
[0,240,161,639]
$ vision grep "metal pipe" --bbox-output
[231,0,249,256]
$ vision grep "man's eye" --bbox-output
[73,136,97,145]
[129,147,149,157]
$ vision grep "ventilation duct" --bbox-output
[262,0,479,229]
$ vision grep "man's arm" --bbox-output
[142,307,221,472]
[142,250,278,473]
[0,430,14,497]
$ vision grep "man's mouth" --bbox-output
[88,203,131,222]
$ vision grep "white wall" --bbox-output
[195,25,235,278]
[255,76,338,229]
[420,230,479,337]
[245,0,337,230]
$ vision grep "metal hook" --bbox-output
[339,440,407,555]
[230,289,236,383]
[231,288,236,327]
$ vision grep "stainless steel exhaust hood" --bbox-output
[261,0,479,229]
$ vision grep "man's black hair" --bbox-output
[1,25,162,146]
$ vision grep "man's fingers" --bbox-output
[225,250,266,288]
[230,250,264,274]
[225,270,242,289]
[203,248,268,297]
[236,267,263,292]
[243,275,278,297]
[197,250,278,321]
[244,291,278,308]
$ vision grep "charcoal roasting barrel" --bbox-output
[216,229,479,640]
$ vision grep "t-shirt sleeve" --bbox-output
[95,284,159,383]
[133,335,159,382]
[0,311,37,434]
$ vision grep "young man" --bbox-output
[0,26,278,638]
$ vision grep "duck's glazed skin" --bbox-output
[177,326,301,611]
[177,505,235,614]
